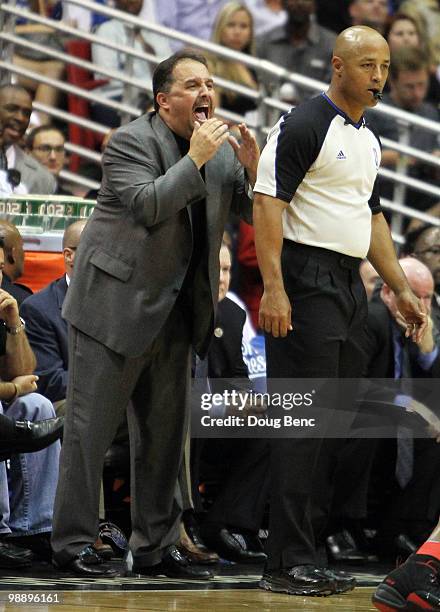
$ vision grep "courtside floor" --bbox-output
[0,561,387,611]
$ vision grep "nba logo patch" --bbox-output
[373,148,379,169]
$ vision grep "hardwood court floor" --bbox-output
[0,588,378,611]
[0,562,385,611]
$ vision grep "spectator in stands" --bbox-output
[0,221,32,306]
[91,0,171,127]
[0,120,27,198]
[384,13,440,105]
[364,257,440,553]
[155,0,229,49]
[360,258,381,300]
[385,13,425,53]
[191,243,269,564]
[349,0,390,34]
[27,125,72,195]
[412,226,440,295]
[0,85,56,195]
[407,224,440,330]
[367,46,440,215]
[20,220,86,411]
[13,1,65,126]
[256,0,336,103]
[0,236,62,567]
[399,0,440,66]
[245,0,287,37]
[19,220,114,559]
[208,2,259,118]
[61,0,110,31]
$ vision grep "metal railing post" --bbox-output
[0,0,16,84]
[390,121,411,237]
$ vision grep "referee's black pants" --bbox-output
[265,240,368,570]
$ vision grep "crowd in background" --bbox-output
[0,0,439,571]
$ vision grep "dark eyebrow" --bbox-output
[4,103,32,114]
[360,56,390,64]
[184,78,214,86]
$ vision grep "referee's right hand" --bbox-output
[259,287,292,338]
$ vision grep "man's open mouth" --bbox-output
[193,106,209,122]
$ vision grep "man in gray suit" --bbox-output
[0,85,55,195]
[51,50,259,577]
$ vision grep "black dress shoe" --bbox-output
[259,565,336,596]
[0,540,33,568]
[0,417,64,460]
[201,527,267,564]
[54,545,119,576]
[327,529,377,564]
[318,567,356,594]
[179,519,219,565]
[394,533,418,558]
[183,512,212,553]
[9,533,51,562]
[132,545,213,580]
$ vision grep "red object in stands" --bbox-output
[236,220,263,330]
[21,252,65,293]
[65,39,108,172]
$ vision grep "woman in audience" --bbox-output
[208,2,259,119]
[384,13,440,105]
[386,14,424,52]
[13,0,65,125]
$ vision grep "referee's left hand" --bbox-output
[259,286,292,337]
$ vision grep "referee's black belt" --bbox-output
[283,239,362,270]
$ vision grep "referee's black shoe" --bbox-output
[259,564,337,596]
[318,567,356,594]
[372,554,440,611]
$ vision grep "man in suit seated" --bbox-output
[406,224,440,332]
[364,257,440,555]
[20,219,121,561]
[191,243,269,564]
[0,220,32,306]
[0,237,62,567]
[20,220,87,412]
[0,85,55,195]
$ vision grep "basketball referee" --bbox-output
[253,26,427,597]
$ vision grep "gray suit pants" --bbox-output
[51,301,192,566]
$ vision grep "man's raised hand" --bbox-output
[188,118,230,169]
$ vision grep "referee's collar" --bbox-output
[321,93,365,130]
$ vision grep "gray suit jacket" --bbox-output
[14,146,56,195]
[63,112,253,358]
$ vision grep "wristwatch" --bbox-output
[5,318,26,335]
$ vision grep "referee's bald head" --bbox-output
[333,25,388,61]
